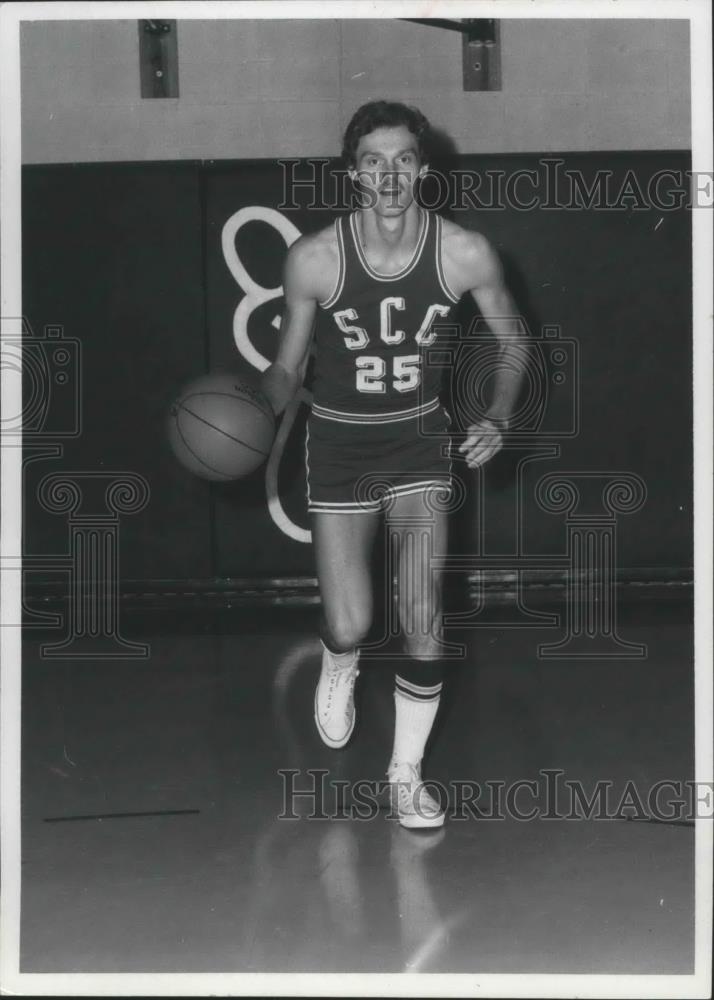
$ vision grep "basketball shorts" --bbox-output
[305,399,454,514]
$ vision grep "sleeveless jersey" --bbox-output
[310,209,460,423]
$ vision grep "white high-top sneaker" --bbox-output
[314,645,360,749]
[387,760,445,829]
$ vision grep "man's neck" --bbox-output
[358,205,422,251]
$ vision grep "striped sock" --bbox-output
[390,668,443,769]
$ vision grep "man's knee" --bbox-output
[322,611,372,652]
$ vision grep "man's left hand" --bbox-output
[457,417,507,468]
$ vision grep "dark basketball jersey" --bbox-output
[310,209,460,424]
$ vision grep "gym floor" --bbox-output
[20,592,694,974]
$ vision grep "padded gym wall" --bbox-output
[21,18,689,165]
[21,162,211,583]
[22,153,692,583]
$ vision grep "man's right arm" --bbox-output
[260,239,320,417]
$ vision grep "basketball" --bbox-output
[167,372,276,481]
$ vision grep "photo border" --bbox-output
[1,2,711,996]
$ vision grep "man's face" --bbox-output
[350,125,427,216]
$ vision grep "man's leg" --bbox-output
[386,488,450,827]
[312,510,381,748]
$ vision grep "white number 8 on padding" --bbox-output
[356,354,421,393]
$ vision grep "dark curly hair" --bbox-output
[342,100,431,168]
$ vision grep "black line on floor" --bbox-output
[43,808,201,823]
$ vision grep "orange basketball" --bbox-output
[167,372,275,481]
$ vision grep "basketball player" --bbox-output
[261,101,526,828]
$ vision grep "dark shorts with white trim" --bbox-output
[305,397,454,514]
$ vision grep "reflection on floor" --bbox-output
[20,601,694,973]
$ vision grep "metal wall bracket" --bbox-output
[139,19,179,99]
[462,19,501,92]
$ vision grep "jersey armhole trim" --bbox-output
[435,215,461,304]
[317,218,345,309]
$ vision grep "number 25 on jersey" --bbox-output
[333,299,451,394]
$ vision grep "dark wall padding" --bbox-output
[22,152,692,582]
[22,163,211,580]
[448,152,692,571]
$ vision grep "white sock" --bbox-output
[320,640,359,671]
[389,679,441,771]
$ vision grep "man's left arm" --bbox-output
[457,236,529,468]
